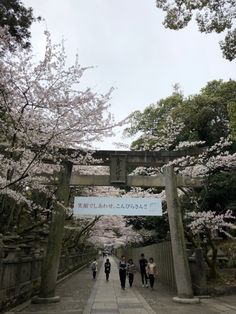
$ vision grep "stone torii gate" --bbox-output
[35,150,202,304]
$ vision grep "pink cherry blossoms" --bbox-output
[187,210,236,238]
[0,29,121,205]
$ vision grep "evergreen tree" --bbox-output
[0,0,41,48]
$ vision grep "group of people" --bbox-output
[119,253,158,290]
[91,253,158,291]
[118,256,136,289]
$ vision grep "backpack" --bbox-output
[91,262,96,271]
[105,262,111,273]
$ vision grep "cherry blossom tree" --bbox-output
[63,216,101,251]
[89,215,142,248]
[0,28,122,233]
[186,210,236,278]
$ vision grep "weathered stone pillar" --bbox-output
[164,166,199,303]
[32,161,72,303]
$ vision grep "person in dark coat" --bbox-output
[119,255,127,290]
[104,258,111,281]
[139,253,148,287]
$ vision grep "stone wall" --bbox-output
[116,242,176,290]
[116,242,207,295]
[0,243,96,312]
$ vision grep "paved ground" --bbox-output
[135,276,236,314]
[83,257,155,314]
[5,261,102,314]
[5,256,236,314]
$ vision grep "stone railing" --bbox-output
[0,237,96,312]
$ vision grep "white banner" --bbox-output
[73,197,162,216]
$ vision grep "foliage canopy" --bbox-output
[156,0,236,60]
[0,0,41,48]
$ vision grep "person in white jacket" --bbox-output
[91,258,98,279]
[146,257,158,289]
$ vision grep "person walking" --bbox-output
[104,258,111,281]
[91,258,98,279]
[146,257,158,289]
[119,255,127,290]
[127,258,136,287]
[139,253,148,287]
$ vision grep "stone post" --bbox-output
[0,234,4,296]
[32,161,72,303]
[189,248,207,295]
[164,166,199,303]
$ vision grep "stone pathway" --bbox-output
[5,261,99,314]
[83,257,155,314]
[5,256,236,314]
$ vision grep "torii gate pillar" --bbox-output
[32,161,73,303]
[164,166,199,303]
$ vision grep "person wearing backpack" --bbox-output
[91,258,98,279]
[104,258,111,281]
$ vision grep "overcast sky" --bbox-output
[23,0,236,149]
